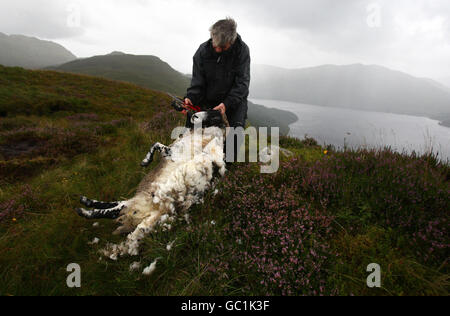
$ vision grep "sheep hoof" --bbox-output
[80,196,92,207]
[75,208,86,217]
[141,160,152,168]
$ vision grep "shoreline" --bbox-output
[250,98,450,129]
[438,120,450,128]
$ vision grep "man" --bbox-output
[184,18,251,162]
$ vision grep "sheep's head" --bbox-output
[187,110,229,129]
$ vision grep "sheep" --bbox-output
[75,110,229,260]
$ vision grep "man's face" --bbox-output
[213,42,231,53]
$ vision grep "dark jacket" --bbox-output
[186,34,250,126]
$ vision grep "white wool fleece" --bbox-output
[102,127,226,258]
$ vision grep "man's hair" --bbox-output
[209,17,238,47]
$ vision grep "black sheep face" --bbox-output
[188,110,225,129]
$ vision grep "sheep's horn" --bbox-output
[221,112,230,128]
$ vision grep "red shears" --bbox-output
[168,93,201,114]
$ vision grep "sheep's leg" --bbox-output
[104,211,162,258]
[79,196,120,209]
[75,203,127,220]
[141,142,171,167]
[124,213,160,255]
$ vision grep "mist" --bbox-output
[0,0,449,82]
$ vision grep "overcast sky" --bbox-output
[1,0,449,83]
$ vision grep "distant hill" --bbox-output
[247,101,298,136]
[48,52,191,96]
[250,64,450,118]
[0,32,76,69]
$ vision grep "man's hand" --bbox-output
[184,98,193,109]
[213,103,226,115]
[181,98,193,115]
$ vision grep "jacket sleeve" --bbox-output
[223,45,251,112]
[186,49,206,106]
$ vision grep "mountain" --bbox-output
[250,64,450,118]
[247,101,298,136]
[0,32,76,69]
[48,52,191,96]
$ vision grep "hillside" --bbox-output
[0,65,448,296]
[0,32,76,69]
[248,101,298,136]
[0,64,179,181]
[48,52,191,96]
[251,64,450,118]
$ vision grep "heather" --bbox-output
[0,185,40,222]
[0,65,448,296]
[207,162,337,295]
[200,145,449,295]
[294,149,449,265]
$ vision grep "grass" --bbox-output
[0,65,448,296]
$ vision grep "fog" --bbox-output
[1,0,449,83]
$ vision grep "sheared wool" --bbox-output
[88,237,100,245]
[166,240,176,251]
[142,258,161,276]
[129,261,141,272]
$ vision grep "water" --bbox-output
[250,98,450,162]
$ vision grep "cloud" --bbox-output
[0,0,449,79]
[0,0,86,39]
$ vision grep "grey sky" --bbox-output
[0,0,449,82]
